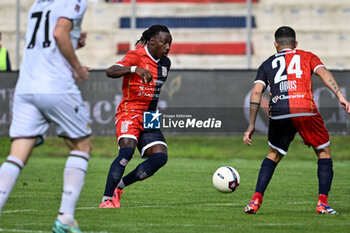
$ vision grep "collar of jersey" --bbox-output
[145,46,160,63]
[281,48,293,52]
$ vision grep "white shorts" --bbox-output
[10,93,91,145]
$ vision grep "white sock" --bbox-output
[0,155,24,213]
[58,151,89,219]
[57,213,75,226]
[101,196,112,203]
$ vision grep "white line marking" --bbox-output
[2,209,37,213]
[0,229,47,233]
[0,229,109,233]
[2,200,339,214]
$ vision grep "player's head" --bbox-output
[274,26,298,51]
[136,24,172,59]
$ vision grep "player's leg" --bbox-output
[294,113,337,214]
[245,118,296,214]
[54,136,92,228]
[99,138,137,208]
[116,130,168,191]
[39,93,92,231]
[244,148,283,214]
[99,113,141,208]
[0,139,36,219]
[0,94,47,220]
[117,144,168,190]
[314,146,337,214]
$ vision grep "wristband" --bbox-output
[130,66,137,73]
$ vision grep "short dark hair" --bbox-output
[136,24,170,46]
[274,26,296,46]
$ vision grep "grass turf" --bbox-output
[0,136,350,233]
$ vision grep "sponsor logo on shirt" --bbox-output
[271,94,305,103]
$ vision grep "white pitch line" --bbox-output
[2,209,38,213]
[0,229,110,233]
[0,229,47,233]
[2,200,342,214]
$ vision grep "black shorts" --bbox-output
[137,129,167,158]
[268,118,297,155]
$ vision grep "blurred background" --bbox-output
[1,0,350,136]
[1,0,350,70]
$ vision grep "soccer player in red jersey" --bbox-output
[243,26,350,214]
[99,25,172,208]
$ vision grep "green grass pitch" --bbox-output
[0,135,350,233]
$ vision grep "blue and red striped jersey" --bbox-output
[255,49,324,119]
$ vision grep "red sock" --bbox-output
[252,192,263,203]
[318,194,328,204]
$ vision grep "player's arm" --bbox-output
[106,65,153,84]
[53,17,89,82]
[243,82,264,146]
[315,67,350,113]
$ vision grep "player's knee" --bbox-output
[149,153,168,170]
[135,153,167,181]
[110,147,134,180]
[67,151,90,172]
[66,137,93,154]
[116,147,134,165]
[136,164,153,181]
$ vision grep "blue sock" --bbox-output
[103,147,134,196]
[255,158,277,195]
[318,158,333,195]
[122,153,168,187]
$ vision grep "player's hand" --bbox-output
[243,125,255,146]
[77,32,87,49]
[339,97,350,114]
[74,65,90,82]
[136,67,153,84]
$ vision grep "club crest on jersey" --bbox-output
[121,120,132,133]
[162,66,167,77]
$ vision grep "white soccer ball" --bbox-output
[212,166,240,193]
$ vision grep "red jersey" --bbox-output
[255,49,324,119]
[116,46,171,115]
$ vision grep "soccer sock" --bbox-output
[317,158,333,196]
[318,194,328,204]
[255,158,277,195]
[122,153,168,187]
[252,192,263,203]
[0,156,23,213]
[103,147,134,197]
[58,151,89,221]
[117,179,126,190]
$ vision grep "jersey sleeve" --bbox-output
[254,63,268,89]
[309,52,325,73]
[116,50,141,67]
[56,0,86,20]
